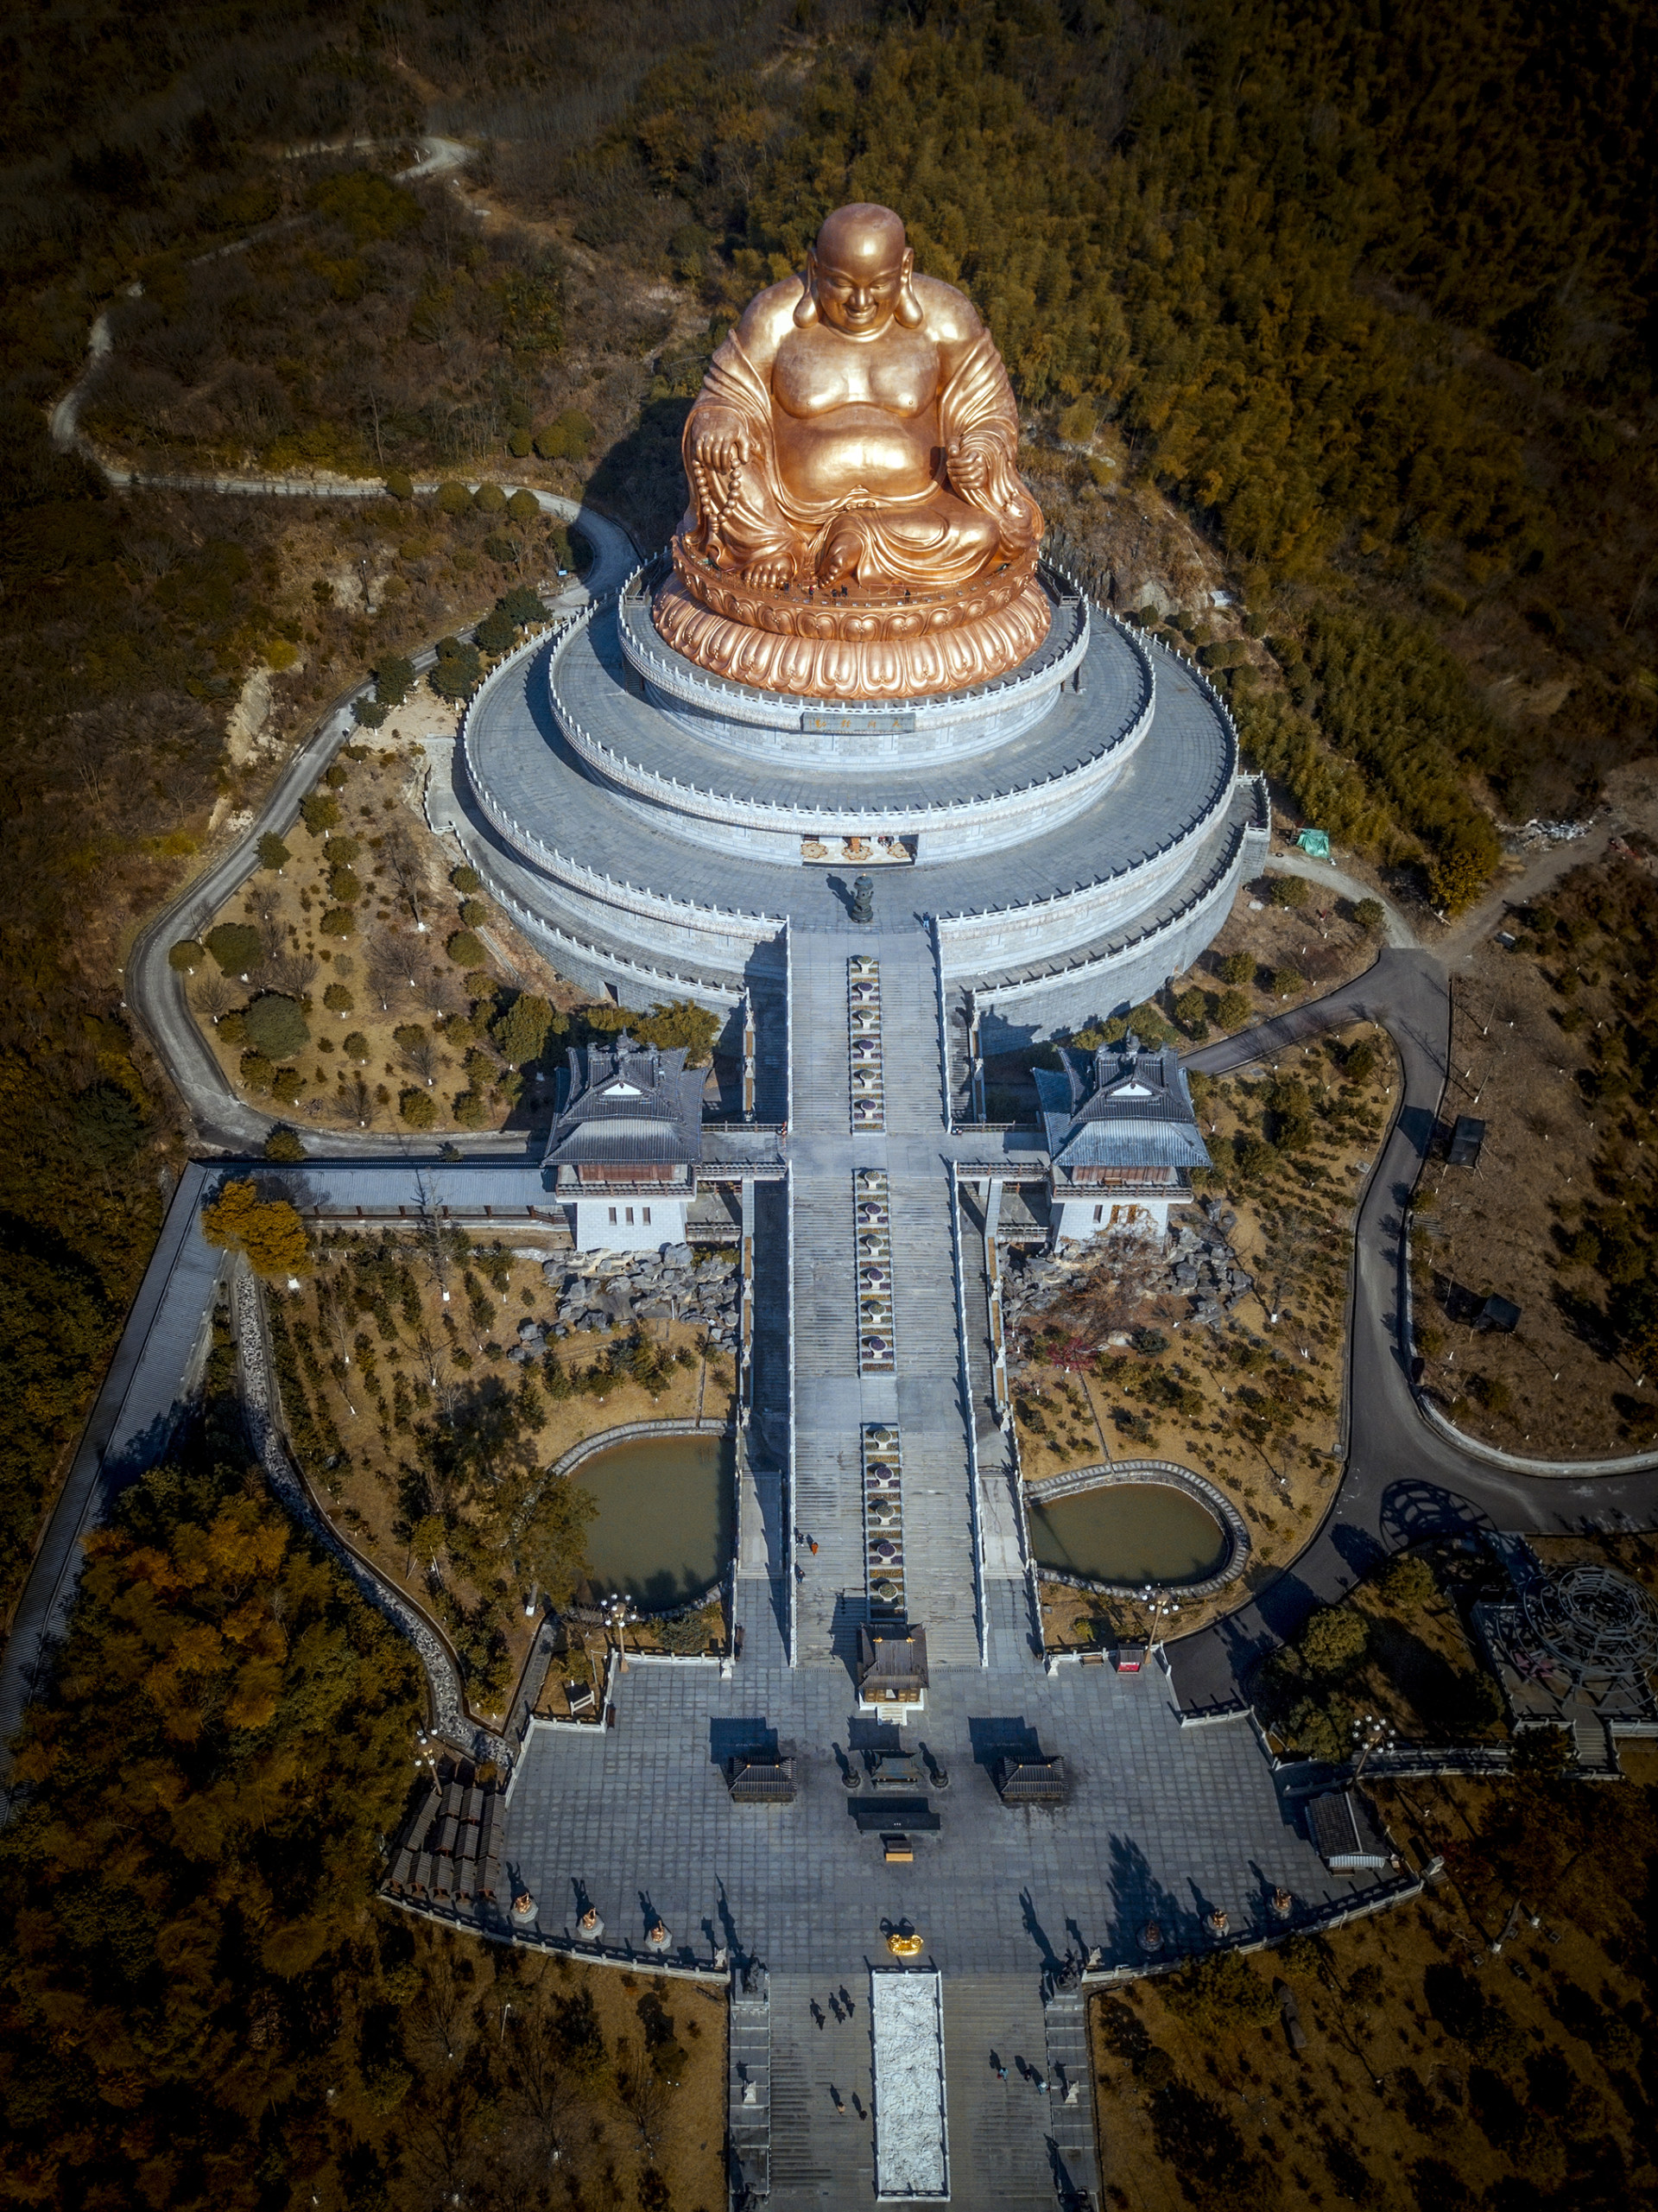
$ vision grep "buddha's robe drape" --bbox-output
[683,325,1041,590]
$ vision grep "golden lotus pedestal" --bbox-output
[653,535,1052,702]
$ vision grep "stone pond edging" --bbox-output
[548,1417,737,1626]
[1025,1456,1251,1600]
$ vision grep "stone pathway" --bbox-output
[788,926,982,1668]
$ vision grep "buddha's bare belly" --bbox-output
[774,402,940,509]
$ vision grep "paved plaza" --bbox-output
[503,918,1400,2209]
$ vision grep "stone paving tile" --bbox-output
[507,1658,1388,1981]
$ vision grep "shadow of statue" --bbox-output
[1105,1832,1190,1962]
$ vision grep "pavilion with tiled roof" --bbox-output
[1034,1031,1210,1241]
[543,1033,704,1250]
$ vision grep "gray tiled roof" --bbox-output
[544,1035,704,1167]
[1035,1036,1212,1174]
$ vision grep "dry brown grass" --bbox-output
[189,739,586,1134]
[1416,860,1658,1456]
[298,1231,735,1714]
[1088,1835,1654,2212]
[1016,1024,1396,1644]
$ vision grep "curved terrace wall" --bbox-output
[616,555,1110,765]
[459,626,787,967]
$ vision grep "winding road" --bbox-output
[119,487,636,1156]
[1167,943,1658,1708]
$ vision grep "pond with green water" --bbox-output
[1028,1480,1228,1588]
[574,1431,735,1610]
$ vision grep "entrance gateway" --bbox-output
[435,206,1403,2208]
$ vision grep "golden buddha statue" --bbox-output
[653,203,1048,700]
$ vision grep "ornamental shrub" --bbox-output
[431,637,482,700]
[1299,1603,1369,1676]
[320,906,356,938]
[1218,988,1251,1029]
[323,983,353,1013]
[351,696,389,728]
[490,991,556,1067]
[458,897,487,929]
[383,470,414,499]
[502,584,549,624]
[1269,873,1309,909]
[452,1088,488,1128]
[263,1125,306,1162]
[473,481,507,515]
[1218,950,1253,986]
[270,1066,305,1107]
[452,863,482,893]
[506,488,540,523]
[299,790,340,835]
[375,654,415,707]
[205,922,263,976]
[1353,897,1386,935]
[328,867,362,904]
[1382,1552,1436,1609]
[399,1087,438,1129]
[242,992,309,1062]
[342,1030,370,1062]
[256,832,290,871]
[447,929,485,968]
[324,833,360,867]
[238,1050,275,1094]
[436,480,471,516]
[169,939,206,972]
[507,427,532,458]
[534,408,595,461]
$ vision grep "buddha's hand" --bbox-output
[946,437,990,496]
[689,409,752,476]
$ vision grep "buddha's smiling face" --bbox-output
[806,206,914,338]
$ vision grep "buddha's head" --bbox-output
[796,203,923,335]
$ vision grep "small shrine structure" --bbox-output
[1034,1032,1210,1241]
[543,1033,704,1251]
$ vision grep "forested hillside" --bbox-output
[1,0,1654,1631]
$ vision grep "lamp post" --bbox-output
[604,1591,639,1674]
[1140,1584,1180,1656]
[1351,1711,1395,1779]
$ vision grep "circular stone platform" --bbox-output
[454,557,1269,1043]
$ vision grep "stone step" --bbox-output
[942,1974,1065,2210]
[1041,1987,1101,2196]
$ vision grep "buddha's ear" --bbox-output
[895,247,922,329]
[794,253,820,327]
